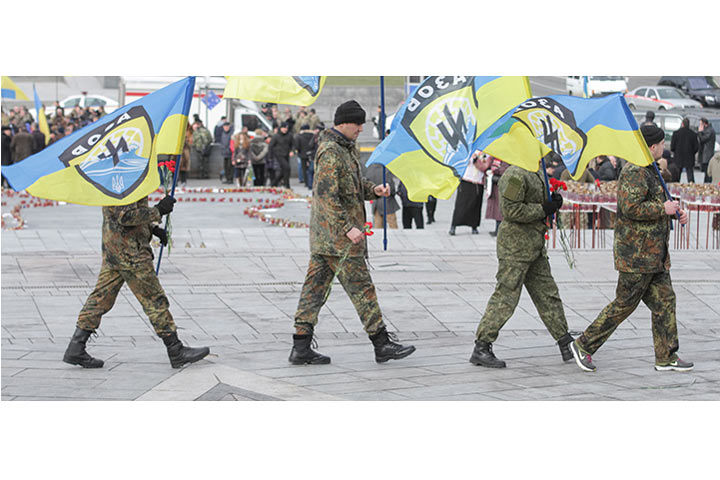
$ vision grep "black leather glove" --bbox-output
[542,199,559,217]
[542,192,564,217]
[551,192,563,209]
[152,226,168,246]
[155,195,176,216]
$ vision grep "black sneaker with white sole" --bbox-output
[570,340,596,372]
[654,357,694,372]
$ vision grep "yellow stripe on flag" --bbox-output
[1,76,29,100]
[155,114,189,155]
[388,150,461,202]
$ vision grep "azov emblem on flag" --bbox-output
[58,106,155,199]
[401,76,478,175]
[513,97,588,168]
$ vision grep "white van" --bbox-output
[566,76,628,98]
[119,76,272,138]
[232,100,273,137]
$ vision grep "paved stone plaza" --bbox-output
[2,179,719,401]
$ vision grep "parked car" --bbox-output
[566,76,628,97]
[657,76,720,108]
[625,86,702,111]
[57,94,119,113]
[632,108,720,155]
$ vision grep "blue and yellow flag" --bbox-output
[366,76,532,201]
[474,93,653,179]
[3,77,196,206]
[1,76,30,100]
[33,85,51,146]
[223,76,326,106]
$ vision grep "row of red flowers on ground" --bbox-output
[1,186,308,230]
[2,186,298,199]
[147,196,291,204]
[243,203,309,228]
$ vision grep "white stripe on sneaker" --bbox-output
[571,342,595,372]
[654,363,693,372]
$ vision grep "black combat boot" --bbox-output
[557,333,574,362]
[63,327,104,368]
[469,340,506,368]
[289,334,331,365]
[162,332,210,369]
[369,328,416,363]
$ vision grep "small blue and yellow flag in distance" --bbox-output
[366,76,532,202]
[1,76,30,100]
[33,85,51,146]
[3,77,196,206]
[474,93,653,179]
[223,76,325,106]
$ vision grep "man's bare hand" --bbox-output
[664,200,680,216]
[374,184,391,197]
[346,227,364,244]
[678,209,689,225]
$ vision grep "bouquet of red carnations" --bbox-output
[157,159,177,253]
[548,178,576,269]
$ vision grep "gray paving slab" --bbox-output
[2,177,719,401]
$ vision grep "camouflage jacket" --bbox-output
[497,165,549,262]
[192,127,212,154]
[310,128,378,257]
[308,113,321,130]
[101,197,161,268]
[614,163,670,273]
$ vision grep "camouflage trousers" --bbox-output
[77,261,176,336]
[294,254,385,335]
[576,271,678,363]
[475,256,568,343]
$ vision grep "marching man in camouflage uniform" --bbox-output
[470,156,574,368]
[63,195,210,369]
[192,119,213,179]
[570,125,693,372]
[290,100,416,365]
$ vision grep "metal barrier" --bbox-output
[547,195,720,250]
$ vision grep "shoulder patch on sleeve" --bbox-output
[503,175,524,201]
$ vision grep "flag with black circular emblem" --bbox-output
[366,76,532,202]
[474,93,654,178]
[3,77,196,205]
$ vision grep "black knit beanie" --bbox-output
[334,100,366,126]
[641,124,664,147]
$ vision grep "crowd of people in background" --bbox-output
[640,110,718,184]
[3,103,718,212]
[183,103,326,190]
[1,100,328,191]
[2,103,109,187]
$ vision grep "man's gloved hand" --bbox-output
[551,192,563,209]
[542,192,563,217]
[152,226,168,246]
[155,195,176,216]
